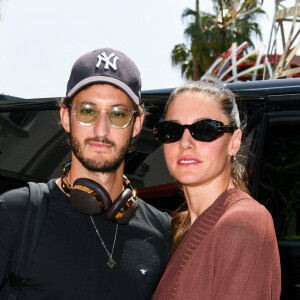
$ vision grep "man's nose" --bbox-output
[92,110,110,137]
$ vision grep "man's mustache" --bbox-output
[84,137,116,148]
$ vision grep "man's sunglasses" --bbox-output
[153,119,237,143]
[69,104,136,128]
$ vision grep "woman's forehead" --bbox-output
[165,92,229,123]
[167,92,220,114]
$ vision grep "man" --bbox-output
[0,48,171,299]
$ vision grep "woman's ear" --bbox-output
[60,106,70,133]
[228,129,242,156]
[132,112,145,138]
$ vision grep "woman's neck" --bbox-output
[183,178,235,225]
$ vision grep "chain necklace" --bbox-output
[90,215,119,268]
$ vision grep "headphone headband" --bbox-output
[61,162,72,194]
[60,162,134,195]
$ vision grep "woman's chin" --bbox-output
[173,174,203,187]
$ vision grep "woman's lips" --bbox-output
[177,157,202,166]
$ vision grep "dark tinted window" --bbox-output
[257,113,300,300]
[258,117,300,240]
[0,109,71,183]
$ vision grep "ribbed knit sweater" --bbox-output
[153,188,281,300]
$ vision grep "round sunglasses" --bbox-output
[69,104,136,128]
[154,119,237,143]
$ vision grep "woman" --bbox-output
[153,81,281,300]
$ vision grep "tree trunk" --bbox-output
[193,55,200,80]
[193,0,200,80]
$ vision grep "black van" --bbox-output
[1,78,300,299]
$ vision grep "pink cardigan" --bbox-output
[153,189,281,300]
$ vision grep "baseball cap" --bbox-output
[66,48,142,105]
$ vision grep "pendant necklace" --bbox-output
[90,215,119,268]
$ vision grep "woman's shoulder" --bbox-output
[224,188,269,217]
[216,189,275,239]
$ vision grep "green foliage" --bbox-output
[172,0,265,80]
[171,44,194,79]
[284,235,300,240]
[258,150,300,239]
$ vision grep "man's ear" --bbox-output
[132,112,145,138]
[228,129,242,156]
[60,106,71,133]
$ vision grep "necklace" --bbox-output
[90,215,119,268]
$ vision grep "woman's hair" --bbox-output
[167,81,249,256]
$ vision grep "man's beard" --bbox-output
[69,132,131,173]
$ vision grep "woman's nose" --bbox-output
[179,128,195,150]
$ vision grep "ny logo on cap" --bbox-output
[96,52,119,71]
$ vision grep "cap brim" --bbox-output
[67,76,140,105]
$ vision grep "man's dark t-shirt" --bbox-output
[0,179,171,300]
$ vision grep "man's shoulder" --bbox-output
[0,185,30,228]
[135,197,171,227]
[0,186,29,208]
[136,197,171,218]
[0,180,53,216]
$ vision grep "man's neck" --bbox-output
[58,159,125,202]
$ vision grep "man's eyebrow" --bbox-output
[76,101,95,105]
[75,102,132,109]
[111,104,131,108]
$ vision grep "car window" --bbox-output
[256,112,300,298]
[257,113,300,241]
[0,109,70,183]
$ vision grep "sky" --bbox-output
[0,0,277,99]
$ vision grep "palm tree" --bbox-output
[172,0,265,80]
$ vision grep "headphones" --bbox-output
[60,163,139,224]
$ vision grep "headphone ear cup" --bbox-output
[118,200,139,224]
[105,188,139,224]
[70,178,112,215]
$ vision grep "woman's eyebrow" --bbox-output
[165,117,210,123]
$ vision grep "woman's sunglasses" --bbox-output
[69,104,136,128]
[154,119,237,143]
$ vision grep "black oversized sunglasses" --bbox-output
[153,119,237,143]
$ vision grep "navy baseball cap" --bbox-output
[66,48,142,105]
